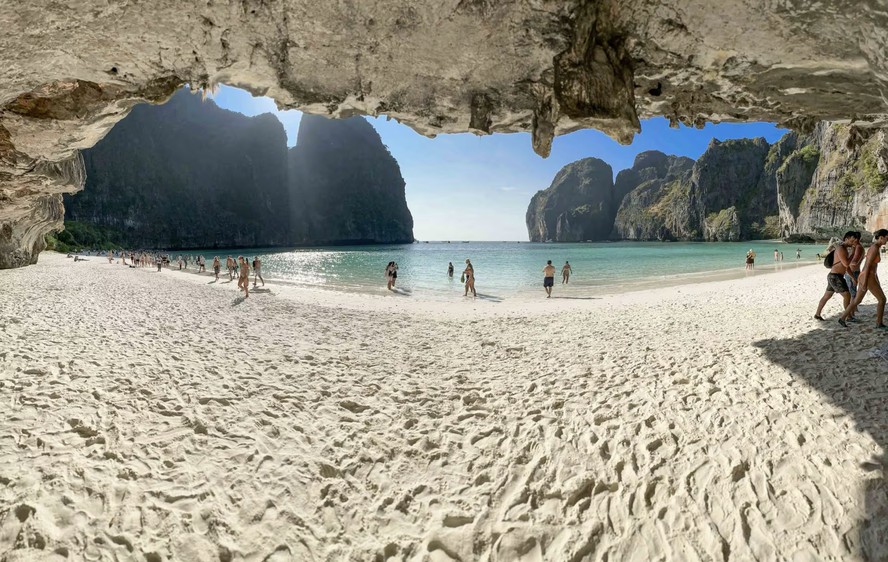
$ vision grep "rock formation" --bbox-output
[2,1,888,265]
[611,151,694,240]
[541,124,888,242]
[526,158,619,242]
[68,90,291,249]
[288,115,413,245]
[779,124,888,239]
[64,90,413,248]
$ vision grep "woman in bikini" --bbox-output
[840,229,888,328]
[463,259,476,297]
[238,256,250,298]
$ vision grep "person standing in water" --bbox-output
[745,249,756,270]
[252,256,264,287]
[384,261,394,290]
[463,259,476,297]
[796,248,801,260]
[840,229,888,328]
[543,260,556,298]
[561,261,572,284]
[447,262,454,278]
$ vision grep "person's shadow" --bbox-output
[754,305,888,559]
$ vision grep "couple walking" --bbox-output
[542,260,573,298]
[814,229,888,328]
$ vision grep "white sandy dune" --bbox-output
[1,253,888,561]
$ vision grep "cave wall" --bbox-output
[1,1,888,266]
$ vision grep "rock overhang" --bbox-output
[0,0,887,266]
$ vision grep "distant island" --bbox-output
[527,123,888,242]
[58,89,413,251]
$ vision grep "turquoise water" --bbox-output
[195,241,821,297]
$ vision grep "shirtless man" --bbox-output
[814,232,858,321]
[543,260,556,297]
[561,261,572,284]
[252,257,264,287]
[212,256,221,280]
[463,259,476,297]
[840,228,888,328]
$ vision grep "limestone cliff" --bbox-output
[288,115,413,245]
[526,158,617,242]
[67,90,291,249]
[64,91,413,248]
[611,151,694,240]
[3,1,888,266]
[779,124,888,239]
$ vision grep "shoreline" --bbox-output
[63,251,823,304]
[3,253,888,559]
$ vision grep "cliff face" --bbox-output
[526,158,617,242]
[610,140,777,241]
[65,91,413,248]
[611,151,694,240]
[779,124,888,239]
[288,115,413,244]
[68,90,291,248]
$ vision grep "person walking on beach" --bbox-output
[238,256,250,298]
[198,255,206,273]
[447,262,454,278]
[463,259,476,297]
[845,231,863,303]
[226,256,235,280]
[840,229,888,328]
[107,250,113,264]
[745,249,756,270]
[213,256,220,280]
[562,261,572,284]
[814,232,857,321]
[252,257,264,287]
[543,260,556,298]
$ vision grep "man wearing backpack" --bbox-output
[814,231,859,321]
[840,229,888,328]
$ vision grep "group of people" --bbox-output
[814,229,888,328]
[746,248,804,270]
[106,249,265,298]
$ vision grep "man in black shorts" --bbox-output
[543,260,555,298]
[814,232,857,320]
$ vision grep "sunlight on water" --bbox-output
[192,241,822,298]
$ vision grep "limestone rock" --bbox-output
[2,1,888,266]
[288,114,414,244]
[780,124,888,239]
[526,158,618,242]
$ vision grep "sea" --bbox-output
[178,241,822,299]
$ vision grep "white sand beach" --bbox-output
[2,252,887,561]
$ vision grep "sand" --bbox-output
[1,252,887,561]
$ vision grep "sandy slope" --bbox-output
[1,253,887,561]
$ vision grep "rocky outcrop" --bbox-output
[779,124,888,239]
[3,2,888,264]
[611,151,694,240]
[1,2,888,265]
[64,90,413,248]
[67,90,291,248]
[609,140,777,241]
[526,158,619,242]
[288,115,413,244]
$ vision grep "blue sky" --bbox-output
[209,85,786,241]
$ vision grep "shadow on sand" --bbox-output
[251,288,272,294]
[753,303,888,559]
[472,293,503,303]
[551,296,601,300]
[231,295,247,306]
